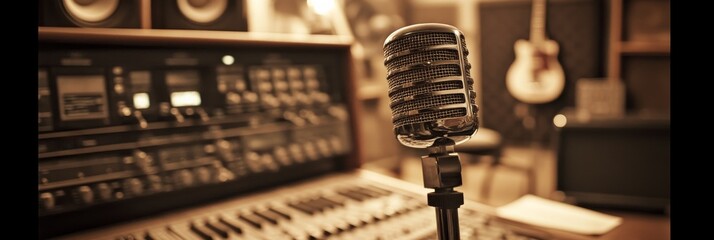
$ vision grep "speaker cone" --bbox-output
[62,0,120,24]
[176,0,228,24]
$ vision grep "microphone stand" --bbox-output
[421,138,464,240]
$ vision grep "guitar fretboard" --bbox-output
[530,0,547,45]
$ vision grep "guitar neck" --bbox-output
[530,0,547,44]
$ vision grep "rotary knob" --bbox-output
[303,142,319,161]
[77,185,94,204]
[245,151,264,173]
[288,143,305,163]
[147,175,163,192]
[175,170,194,188]
[193,167,212,184]
[123,178,144,196]
[96,183,113,201]
[273,146,291,166]
[40,192,55,210]
[133,150,153,173]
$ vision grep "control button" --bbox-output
[303,142,319,161]
[214,165,236,182]
[112,66,123,75]
[193,167,212,184]
[245,151,263,173]
[96,183,113,201]
[119,105,132,117]
[288,143,305,163]
[234,79,247,91]
[311,92,330,104]
[147,175,163,192]
[274,81,289,92]
[243,92,258,103]
[306,78,320,90]
[295,92,311,105]
[134,110,148,129]
[226,92,241,104]
[261,95,280,108]
[114,83,125,94]
[133,150,153,173]
[259,82,273,92]
[196,108,210,122]
[169,108,185,123]
[175,170,194,188]
[278,93,295,106]
[273,146,291,166]
[261,154,279,172]
[40,192,55,210]
[124,178,144,196]
[77,185,94,204]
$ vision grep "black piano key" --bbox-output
[289,202,317,215]
[239,213,267,229]
[303,199,328,212]
[189,222,215,240]
[366,184,393,195]
[256,209,282,224]
[269,206,292,220]
[205,220,230,238]
[219,217,243,234]
[168,226,200,240]
[336,190,366,201]
[318,196,343,207]
[354,187,381,198]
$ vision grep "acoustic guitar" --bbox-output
[506,0,565,104]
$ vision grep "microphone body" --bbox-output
[384,23,479,240]
[383,23,479,149]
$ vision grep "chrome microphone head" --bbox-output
[383,23,479,148]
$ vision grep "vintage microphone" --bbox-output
[383,23,479,240]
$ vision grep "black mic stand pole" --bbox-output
[421,138,464,240]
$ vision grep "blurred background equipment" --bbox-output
[555,110,670,212]
[151,0,248,31]
[39,0,143,28]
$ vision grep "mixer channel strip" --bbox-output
[110,183,543,240]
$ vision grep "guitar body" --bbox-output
[506,39,565,104]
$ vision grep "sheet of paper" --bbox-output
[496,195,622,235]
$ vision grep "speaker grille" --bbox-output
[385,30,470,128]
[393,108,466,127]
[385,49,460,72]
[391,93,465,121]
[387,65,461,90]
[384,32,457,56]
[388,81,463,102]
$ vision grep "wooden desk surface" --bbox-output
[508,210,671,240]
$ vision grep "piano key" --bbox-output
[255,209,282,224]
[219,216,244,234]
[239,213,267,229]
[189,222,216,240]
[268,206,292,220]
[205,220,231,238]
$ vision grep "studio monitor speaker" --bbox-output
[151,0,248,31]
[39,0,142,28]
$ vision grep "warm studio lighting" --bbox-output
[307,0,336,16]
[553,114,567,128]
[222,55,235,65]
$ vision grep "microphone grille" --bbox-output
[383,23,478,147]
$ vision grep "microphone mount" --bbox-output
[421,138,464,240]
